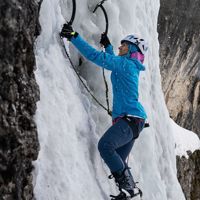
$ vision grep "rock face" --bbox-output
[158,1,200,200]
[0,1,41,199]
[177,150,200,200]
[158,0,200,138]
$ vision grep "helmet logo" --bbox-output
[135,40,139,45]
[127,35,139,45]
[128,35,135,40]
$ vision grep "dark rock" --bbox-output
[177,150,200,200]
[158,0,200,138]
[158,1,200,200]
[0,0,41,199]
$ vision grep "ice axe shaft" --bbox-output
[93,0,109,34]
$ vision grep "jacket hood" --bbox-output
[130,58,146,71]
[122,54,146,71]
[121,43,145,71]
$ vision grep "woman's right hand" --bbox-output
[100,33,111,48]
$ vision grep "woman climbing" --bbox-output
[60,23,148,199]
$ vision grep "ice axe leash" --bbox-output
[93,0,111,115]
[60,0,112,117]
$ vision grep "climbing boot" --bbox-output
[112,168,135,197]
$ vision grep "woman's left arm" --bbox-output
[105,44,115,55]
[70,34,121,71]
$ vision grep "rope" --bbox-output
[60,37,112,116]
[102,68,111,115]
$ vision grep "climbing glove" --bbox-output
[60,23,78,40]
[100,33,111,48]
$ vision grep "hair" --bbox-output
[130,52,144,63]
[128,43,141,53]
[128,43,144,63]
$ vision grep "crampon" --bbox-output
[110,183,143,200]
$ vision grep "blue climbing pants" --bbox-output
[98,117,145,173]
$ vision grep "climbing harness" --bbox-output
[60,0,112,116]
[93,0,111,115]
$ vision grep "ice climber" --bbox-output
[60,23,148,198]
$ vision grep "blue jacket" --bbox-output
[71,35,147,120]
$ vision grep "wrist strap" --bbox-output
[71,32,78,38]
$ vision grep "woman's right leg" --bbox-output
[116,139,135,167]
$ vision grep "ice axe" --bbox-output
[93,0,109,35]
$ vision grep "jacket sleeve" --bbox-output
[105,44,115,55]
[70,35,121,71]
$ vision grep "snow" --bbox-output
[171,119,200,158]
[33,0,200,199]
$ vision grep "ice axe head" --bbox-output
[92,0,108,35]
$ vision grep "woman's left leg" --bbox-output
[98,119,133,173]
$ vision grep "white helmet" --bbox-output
[121,34,148,54]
